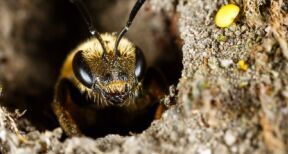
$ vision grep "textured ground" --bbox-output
[1,0,288,153]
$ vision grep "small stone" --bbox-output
[231,146,238,153]
[229,24,237,32]
[235,30,241,36]
[224,130,237,146]
[199,148,212,154]
[208,57,218,70]
[241,25,247,32]
[220,59,233,68]
[0,130,7,141]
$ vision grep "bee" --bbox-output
[51,0,168,137]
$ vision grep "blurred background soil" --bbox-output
[0,0,288,153]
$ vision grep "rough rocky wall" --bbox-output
[1,0,288,153]
[177,0,288,153]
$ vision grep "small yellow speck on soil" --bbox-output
[238,60,248,71]
[215,4,240,28]
[217,35,228,42]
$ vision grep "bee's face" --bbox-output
[71,35,145,106]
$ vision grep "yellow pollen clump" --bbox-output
[237,60,248,71]
[215,4,240,28]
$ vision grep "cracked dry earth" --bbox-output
[1,0,288,153]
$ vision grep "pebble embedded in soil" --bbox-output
[220,59,233,68]
[224,130,237,146]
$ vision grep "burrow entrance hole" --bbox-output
[1,0,182,138]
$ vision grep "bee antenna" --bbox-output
[70,0,108,57]
[114,0,146,57]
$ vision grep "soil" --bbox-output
[0,0,288,153]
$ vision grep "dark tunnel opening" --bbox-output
[0,0,182,138]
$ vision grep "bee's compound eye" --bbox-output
[135,48,146,81]
[72,50,93,88]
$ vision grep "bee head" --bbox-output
[70,0,146,106]
[72,35,146,106]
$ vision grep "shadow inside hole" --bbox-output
[67,94,160,138]
[1,0,93,131]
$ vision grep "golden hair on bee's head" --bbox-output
[76,33,136,59]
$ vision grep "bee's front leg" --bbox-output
[144,68,169,120]
[51,78,82,137]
